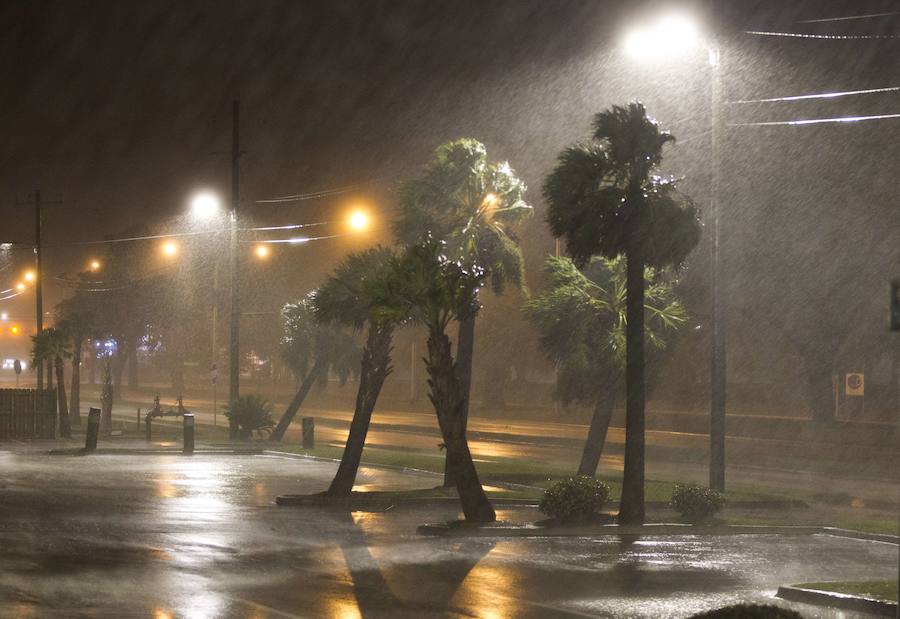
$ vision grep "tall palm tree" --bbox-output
[525,255,687,477]
[56,294,97,428]
[269,294,358,443]
[374,239,495,522]
[395,138,531,485]
[313,247,405,495]
[544,102,701,524]
[31,328,73,438]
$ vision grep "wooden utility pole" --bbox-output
[228,99,241,439]
[34,190,44,389]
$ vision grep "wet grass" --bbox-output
[793,581,898,602]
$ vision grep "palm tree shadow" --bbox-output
[335,511,495,617]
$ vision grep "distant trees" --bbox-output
[314,247,406,496]
[31,328,73,438]
[395,138,531,486]
[56,293,98,427]
[269,295,358,443]
[544,102,700,524]
[525,255,687,477]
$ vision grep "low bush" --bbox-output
[539,475,610,523]
[688,603,802,618]
[223,394,275,439]
[670,483,725,523]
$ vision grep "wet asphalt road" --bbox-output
[0,449,897,618]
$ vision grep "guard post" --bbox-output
[302,416,315,449]
[183,413,195,454]
[84,407,101,452]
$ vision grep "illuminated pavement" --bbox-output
[0,449,896,618]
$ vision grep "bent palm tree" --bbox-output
[314,247,406,495]
[374,239,495,522]
[544,102,700,524]
[526,255,687,477]
[57,294,97,428]
[32,328,73,438]
[269,294,358,443]
[395,138,532,486]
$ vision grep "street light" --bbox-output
[189,191,221,221]
[161,241,179,257]
[23,270,35,283]
[624,11,727,493]
[347,209,370,232]
[254,244,270,259]
[89,259,101,272]
[16,282,25,292]
[0,312,7,320]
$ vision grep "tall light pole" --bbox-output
[624,12,727,491]
[229,99,241,440]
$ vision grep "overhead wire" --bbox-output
[744,30,900,40]
[796,11,900,24]
[729,112,900,127]
[729,86,900,104]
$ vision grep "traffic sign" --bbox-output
[845,372,864,397]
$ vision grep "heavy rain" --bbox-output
[0,1,898,618]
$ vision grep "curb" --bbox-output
[416,523,827,538]
[47,447,264,456]
[275,494,540,508]
[776,585,897,617]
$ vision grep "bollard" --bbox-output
[84,408,101,452]
[301,417,315,449]
[183,413,195,454]
[145,416,152,442]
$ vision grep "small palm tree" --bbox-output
[57,295,97,427]
[269,294,358,442]
[395,138,532,486]
[314,247,406,495]
[544,102,700,524]
[224,394,275,440]
[526,255,687,477]
[32,328,73,438]
[373,239,495,522]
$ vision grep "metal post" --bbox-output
[136,407,141,431]
[302,417,315,449]
[183,413,195,454]
[145,416,152,443]
[34,190,44,389]
[709,45,727,493]
[228,99,241,440]
[85,408,101,452]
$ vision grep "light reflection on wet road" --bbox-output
[0,451,895,618]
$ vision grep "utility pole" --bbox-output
[34,190,44,389]
[228,99,241,439]
[708,45,727,493]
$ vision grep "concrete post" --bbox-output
[183,413,194,454]
[302,416,315,449]
[84,408,101,452]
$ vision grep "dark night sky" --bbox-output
[1,0,898,339]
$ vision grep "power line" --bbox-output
[729,86,900,104]
[729,112,900,127]
[250,233,347,244]
[256,186,357,204]
[797,11,900,24]
[744,30,900,40]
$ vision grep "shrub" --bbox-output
[223,394,275,439]
[670,483,725,523]
[539,475,610,523]
[688,603,802,618]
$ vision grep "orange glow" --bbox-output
[10,325,20,335]
[23,270,36,283]
[16,282,25,292]
[254,244,270,259]
[347,209,370,232]
[89,259,101,271]
[161,241,178,257]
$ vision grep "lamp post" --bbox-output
[624,12,727,492]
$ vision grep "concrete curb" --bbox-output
[416,522,900,541]
[776,585,897,617]
[47,447,264,456]
[275,494,540,508]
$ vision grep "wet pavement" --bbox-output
[0,449,896,618]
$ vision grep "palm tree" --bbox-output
[313,247,406,496]
[56,294,97,427]
[374,239,495,522]
[269,294,358,443]
[525,255,687,477]
[395,138,531,485]
[31,328,73,438]
[544,102,701,524]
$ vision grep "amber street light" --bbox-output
[254,244,270,259]
[23,270,36,283]
[161,241,179,257]
[347,209,371,232]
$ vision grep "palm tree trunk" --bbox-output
[427,326,495,523]
[327,326,393,496]
[270,360,324,443]
[619,243,646,525]
[127,340,139,389]
[70,340,82,427]
[443,313,476,487]
[47,360,54,390]
[56,357,70,438]
[577,386,617,477]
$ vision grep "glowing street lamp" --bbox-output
[189,191,221,221]
[16,282,25,292]
[23,270,36,283]
[347,209,370,232]
[89,259,101,271]
[0,312,8,320]
[254,244,270,259]
[623,13,701,60]
[161,241,179,258]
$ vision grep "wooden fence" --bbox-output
[0,389,57,440]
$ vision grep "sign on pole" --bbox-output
[845,372,864,397]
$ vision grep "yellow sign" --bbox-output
[845,372,864,397]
